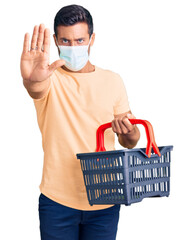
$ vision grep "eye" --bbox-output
[62,39,69,44]
[77,39,84,44]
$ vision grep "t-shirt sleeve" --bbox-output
[113,74,130,115]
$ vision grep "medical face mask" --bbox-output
[57,38,92,72]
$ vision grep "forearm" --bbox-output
[118,125,140,149]
[23,77,51,99]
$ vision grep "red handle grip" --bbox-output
[96,119,161,158]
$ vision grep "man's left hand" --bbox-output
[112,112,136,135]
[112,111,140,148]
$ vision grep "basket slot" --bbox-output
[82,156,124,171]
[129,156,142,167]
[89,187,126,203]
[80,160,84,171]
[85,172,125,186]
[84,174,88,185]
[88,190,91,201]
[130,165,170,184]
[131,180,170,200]
[128,152,170,168]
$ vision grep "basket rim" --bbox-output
[76,145,173,159]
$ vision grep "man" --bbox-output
[21,4,140,240]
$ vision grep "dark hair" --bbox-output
[54,4,93,37]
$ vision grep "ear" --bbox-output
[53,34,58,47]
[90,33,95,47]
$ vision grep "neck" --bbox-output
[62,61,95,73]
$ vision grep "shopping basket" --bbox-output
[76,119,173,206]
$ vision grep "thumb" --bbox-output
[49,59,65,73]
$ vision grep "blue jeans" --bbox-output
[39,193,120,240]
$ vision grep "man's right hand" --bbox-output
[20,24,65,98]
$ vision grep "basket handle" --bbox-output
[96,119,161,158]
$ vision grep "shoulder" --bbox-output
[95,66,122,81]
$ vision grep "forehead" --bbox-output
[56,22,89,39]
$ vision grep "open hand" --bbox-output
[20,24,65,82]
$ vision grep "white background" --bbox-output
[0,0,194,239]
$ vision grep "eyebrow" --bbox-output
[60,37,86,41]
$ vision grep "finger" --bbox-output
[112,121,116,133]
[118,118,129,134]
[122,117,134,132]
[37,24,45,51]
[23,33,30,53]
[30,25,38,51]
[49,59,66,73]
[126,113,137,128]
[43,28,50,54]
[114,119,122,134]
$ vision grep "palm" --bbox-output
[21,50,50,82]
[20,24,65,82]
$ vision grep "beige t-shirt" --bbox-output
[33,66,130,210]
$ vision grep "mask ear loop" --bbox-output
[88,35,93,47]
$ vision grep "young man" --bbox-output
[21,4,140,240]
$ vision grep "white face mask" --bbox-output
[57,38,92,72]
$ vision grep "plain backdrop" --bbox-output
[0,0,194,239]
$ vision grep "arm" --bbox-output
[20,24,65,99]
[112,111,140,149]
[23,77,51,99]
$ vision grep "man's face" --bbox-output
[53,22,95,53]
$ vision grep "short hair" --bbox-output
[54,4,93,37]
